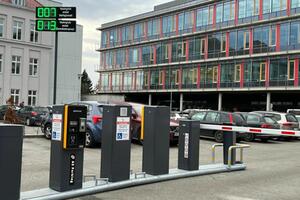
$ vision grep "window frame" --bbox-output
[30,21,38,43]
[288,60,295,80]
[221,33,226,52]
[269,26,276,47]
[200,38,206,55]
[11,89,20,105]
[159,70,164,85]
[12,55,21,75]
[12,20,23,40]
[29,58,38,77]
[28,90,37,106]
[234,64,241,82]
[244,31,250,50]
[175,69,180,85]
[0,18,4,38]
[260,62,266,81]
[213,66,218,83]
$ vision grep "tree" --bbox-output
[81,70,93,95]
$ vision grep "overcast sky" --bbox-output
[58,0,170,86]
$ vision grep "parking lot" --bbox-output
[22,130,300,200]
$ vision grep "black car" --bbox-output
[191,110,246,142]
[16,106,48,126]
[241,112,280,142]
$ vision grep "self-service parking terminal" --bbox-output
[101,105,132,182]
[49,105,87,192]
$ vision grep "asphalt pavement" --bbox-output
[21,133,300,200]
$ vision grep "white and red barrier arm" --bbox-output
[199,124,300,137]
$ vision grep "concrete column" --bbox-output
[148,94,152,106]
[180,93,184,112]
[218,93,223,111]
[266,92,271,111]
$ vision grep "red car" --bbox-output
[126,102,179,145]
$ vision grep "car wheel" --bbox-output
[214,131,223,143]
[243,133,255,142]
[26,118,31,126]
[85,130,95,148]
[44,124,52,139]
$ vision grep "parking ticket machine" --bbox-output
[49,105,87,192]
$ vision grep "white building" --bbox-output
[0,0,82,106]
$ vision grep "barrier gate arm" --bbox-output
[200,124,300,137]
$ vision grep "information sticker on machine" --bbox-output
[52,114,62,141]
[116,117,130,141]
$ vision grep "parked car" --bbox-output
[287,109,300,122]
[127,102,180,145]
[254,111,299,130]
[16,106,48,126]
[243,112,280,142]
[190,110,246,142]
[171,111,186,122]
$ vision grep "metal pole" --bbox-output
[218,93,222,111]
[180,93,183,112]
[53,31,58,105]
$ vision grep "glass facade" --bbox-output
[99,0,300,92]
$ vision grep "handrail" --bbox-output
[228,144,251,168]
[211,143,223,164]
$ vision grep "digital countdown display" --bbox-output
[35,7,76,32]
[36,7,76,19]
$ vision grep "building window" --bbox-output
[288,60,295,80]
[200,38,206,55]
[208,6,214,24]
[13,21,23,40]
[144,72,149,86]
[221,34,226,52]
[192,68,198,84]
[28,90,37,106]
[244,31,250,49]
[13,0,25,6]
[0,54,2,73]
[213,66,218,83]
[150,47,154,62]
[269,26,276,46]
[175,70,180,85]
[177,42,187,57]
[164,45,169,60]
[264,0,286,13]
[239,0,259,18]
[0,18,4,38]
[12,56,21,75]
[11,89,20,105]
[30,21,38,43]
[29,58,38,76]
[260,63,266,81]
[159,71,164,85]
[223,1,235,21]
[234,64,241,82]
[291,0,300,8]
